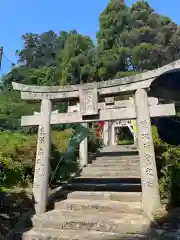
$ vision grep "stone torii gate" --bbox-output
[68,97,160,147]
[108,120,136,146]
[105,95,158,146]
[12,59,179,218]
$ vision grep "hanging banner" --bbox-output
[67,124,90,153]
[131,120,137,133]
[62,124,90,162]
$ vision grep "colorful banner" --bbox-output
[131,120,137,133]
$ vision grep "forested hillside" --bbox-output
[3,1,180,86]
[0,0,180,208]
[1,0,180,130]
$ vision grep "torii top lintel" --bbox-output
[12,59,180,101]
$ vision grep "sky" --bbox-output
[1,0,180,75]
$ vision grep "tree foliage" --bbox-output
[97,0,180,76]
[3,0,180,86]
[152,126,180,207]
[1,0,180,131]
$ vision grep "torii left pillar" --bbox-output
[103,121,109,146]
[79,123,88,166]
[33,99,52,215]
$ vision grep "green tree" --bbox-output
[16,31,59,68]
[58,31,96,85]
[0,89,39,131]
[97,0,180,78]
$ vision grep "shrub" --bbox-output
[0,132,36,188]
[50,129,79,184]
[0,126,102,190]
[88,128,103,153]
[159,147,180,207]
[0,130,74,189]
[152,126,180,207]
[117,127,134,145]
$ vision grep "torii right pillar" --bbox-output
[134,89,161,218]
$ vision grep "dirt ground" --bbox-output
[0,188,33,239]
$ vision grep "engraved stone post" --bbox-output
[133,133,137,146]
[108,121,112,146]
[103,121,109,146]
[133,120,138,147]
[134,89,161,218]
[110,122,116,145]
[33,99,52,215]
[79,123,88,167]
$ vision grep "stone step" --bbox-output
[101,146,138,152]
[93,159,140,164]
[32,210,150,234]
[95,156,140,161]
[90,162,140,168]
[80,170,140,178]
[84,166,140,172]
[63,182,141,192]
[17,228,148,240]
[55,199,142,214]
[64,191,142,202]
[99,149,138,154]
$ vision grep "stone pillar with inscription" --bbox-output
[108,121,112,146]
[79,123,88,167]
[134,89,161,218]
[110,122,116,145]
[133,133,137,146]
[103,121,109,146]
[33,99,52,215]
[79,86,98,165]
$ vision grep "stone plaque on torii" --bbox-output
[12,59,179,218]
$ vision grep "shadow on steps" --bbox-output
[97,151,139,158]
[71,177,141,184]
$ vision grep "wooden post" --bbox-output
[33,99,52,215]
[79,123,88,167]
[134,89,161,218]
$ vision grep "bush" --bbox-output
[159,147,180,208]
[0,126,102,190]
[152,126,180,207]
[117,127,134,145]
[88,128,103,153]
[0,131,36,189]
[50,129,79,184]
[0,130,75,189]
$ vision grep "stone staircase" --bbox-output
[15,145,151,239]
